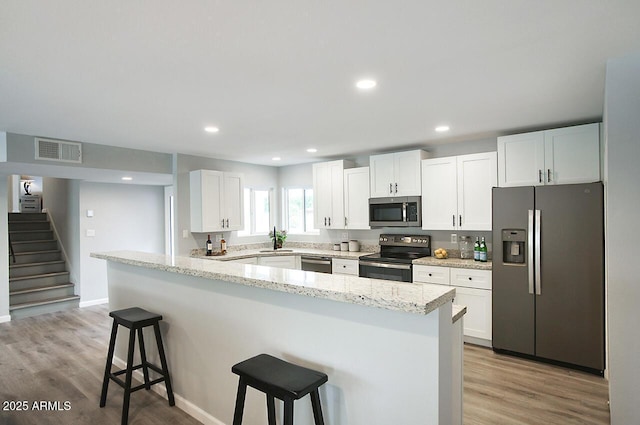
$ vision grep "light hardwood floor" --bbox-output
[0,305,610,424]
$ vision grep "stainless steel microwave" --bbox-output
[369,196,421,227]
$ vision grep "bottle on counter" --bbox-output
[474,237,480,261]
[479,237,488,262]
[220,235,227,254]
[206,234,213,256]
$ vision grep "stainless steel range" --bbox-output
[359,234,431,282]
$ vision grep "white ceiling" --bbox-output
[1,1,640,167]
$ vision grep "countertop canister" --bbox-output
[348,240,360,252]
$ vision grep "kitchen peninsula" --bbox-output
[93,250,462,425]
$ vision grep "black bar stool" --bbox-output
[100,307,175,425]
[231,354,328,425]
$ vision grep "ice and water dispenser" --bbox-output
[502,229,526,264]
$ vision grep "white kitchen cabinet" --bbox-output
[497,123,600,187]
[369,150,429,198]
[228,257,258,265]
[452,286,492,341]
[190,170,244,232]
[343,167,370,230]
[413,265,492,344]
[313,160,353,229]
[449,268,491,290]
[258,255,299,270]
[421,152,497,231]
[412,265,450,285]
[332,258,359,276]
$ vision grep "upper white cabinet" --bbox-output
[190,170,244,232]
[421,152,497,231]
[497,123,600,187]
[370,150,429,197]
[343,167,370,230]
[313,160,353,229]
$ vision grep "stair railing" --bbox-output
[9,234,16,263]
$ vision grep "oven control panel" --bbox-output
[379,234,430,247]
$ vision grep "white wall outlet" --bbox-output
[451,233,457,244]
[182,229,189,238]
[86,209,94,217]
[341,232,349,240]
[215,234,222,243]
[86,229,96,237]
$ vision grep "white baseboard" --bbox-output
[80,298,109,308]
[0,315,11,323]
[112,357,225,425]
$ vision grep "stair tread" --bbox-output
[10,282,74,296]
[12,239,57,244]
[10,271,70,281]
[9,229,52,233]
[14,250,61,256]
[10,260,66,269]
[10,295,80,311]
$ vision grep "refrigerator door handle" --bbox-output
[535,209,542,295]
[528,210,534,294]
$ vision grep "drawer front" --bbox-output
[332,258,359,276]
[450,267,491,290]
[229,257,258,265]
[413,265,450,285]
[258,256,297,269]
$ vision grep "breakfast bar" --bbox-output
[92,250,461,425]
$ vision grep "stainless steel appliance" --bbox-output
[301,256,332,274]
[492,182,604,374]
[359,234,430,282]
[369,196,421,227]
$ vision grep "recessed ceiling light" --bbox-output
[435,125,450,133]
[306,148,317,153]
[272,157,281,161]
[204,126,219,133]
[356,79,377,90]
[122,176,133,181]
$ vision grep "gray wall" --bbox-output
[604,51,640,424]
[174,153,280,255]
[78,182,165,303]
[6,132,172,174]
[42,177,78,283]
[0,177,9,321]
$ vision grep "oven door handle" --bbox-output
[402,202,407,222]
[359,261,412,270]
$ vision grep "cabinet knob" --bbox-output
[547,169,552,183]
[389,183,393,194]
[428,273,432,276]
[395,183,398,193]
[468,277,472,280]
[539,169,543,183]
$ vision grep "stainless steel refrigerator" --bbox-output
[492,182,604,373]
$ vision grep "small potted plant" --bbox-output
[269,229,287,248]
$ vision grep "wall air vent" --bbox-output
[35,138,82,163]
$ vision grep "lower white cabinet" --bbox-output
[332,258,359,276]
[258,256,300,270]
[413,265,492,344]
[452,286,492,341]
[227,257,258,265]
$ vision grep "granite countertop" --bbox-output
[452,304,467,323]
[92,250,455,317]
[198,247,370,261]
[413,257,492,270]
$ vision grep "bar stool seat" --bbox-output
[231,354,328,425]
[100,307,175,425]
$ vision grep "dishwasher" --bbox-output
[300,256,332,274]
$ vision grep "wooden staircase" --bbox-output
[9,212,79,319]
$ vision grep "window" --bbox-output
[284,188,316,234]
[238,188,272,236]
